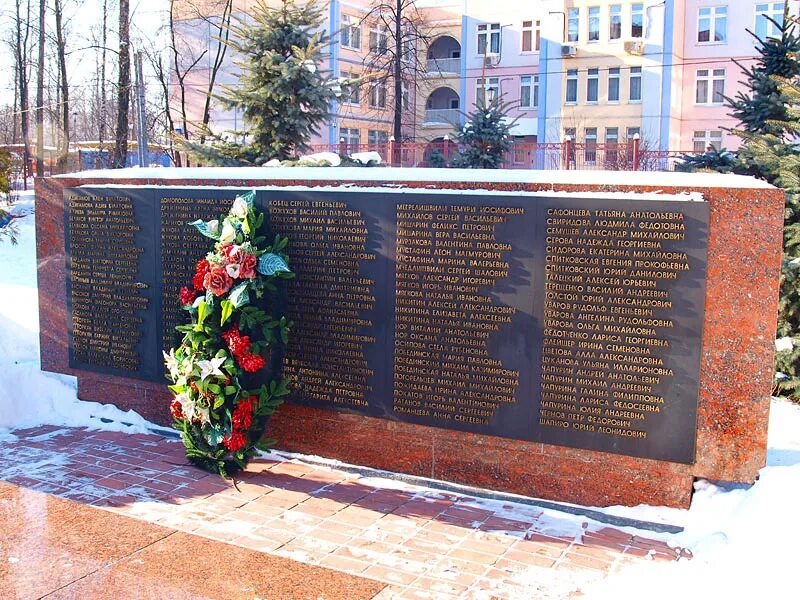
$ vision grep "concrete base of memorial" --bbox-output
[36,168,784,508]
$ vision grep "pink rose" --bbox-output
[240,253,257,279]
[204,266,233,296]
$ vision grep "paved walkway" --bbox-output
[0,426,689,599]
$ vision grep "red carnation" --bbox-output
[179,286,197,306]
[240,353,266,373]
[204,266,233,296]
[170,399,183,420]
[240,253,257,279]
[223,245,244,265]
[223,326,252,357]
[192,259,211,291]
[223,430,248,452]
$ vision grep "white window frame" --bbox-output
[606,127,619,144]
[629,67,642,102]
[567,8,580,42]
[342,71,360,106]
[340,127,361,147]
[533,74,539,108]
[476,76,500,105]
[369,24,388,54]
[695,68,726,105]
[584,127,598,165]
[368,129,388,147]
[341,14,361,50]
[401,80,410,110]
[693,130,723,152]
[631,3,644,39]
[755,3,785,40]
[521,20,541,53]
[520,75,534,109]
[369,80,388,108]
[697,5,728,44]
[477,22,501,55]
[587,68,599,103]
[566,69,578,104]
[608,67,620,103]
[588,6,601,42]
[609,5,623,40]
[627,126,640,141]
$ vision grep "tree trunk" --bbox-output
[54,0,70,173]
[14,0,32,188]
[111,0,131,169]
[36,0,46,177]
[99,0,107,165]
[393,0,403,142]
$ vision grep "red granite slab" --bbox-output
[34,174,784,508]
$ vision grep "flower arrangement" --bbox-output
[165,191,293,477]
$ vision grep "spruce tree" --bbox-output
[728,7,800,179]
[453,97,514,169]
[189,0,340,165]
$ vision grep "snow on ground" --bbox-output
[2,189,800,598]
[0,191,157,436]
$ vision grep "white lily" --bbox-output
[232,196,249,219]
[197,356,226,381]
[220,221,236,245]
[207,219,219,235]
[163,349,180,379]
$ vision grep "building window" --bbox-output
[606,127,619,144]
[369,24,388,54]
[585,127,598,164]
[627,126,640,141]
[693,130,723,152]
[368,129,388,148]
[606,127,619,164]
[589,7,600,42]
[341,127,361,148]
[696,68,725,104]
[564,127,577,140]
[522,20,541,52]
[520,75,539,108]
[608,67,620,102]
[477,23,501,55]
[756,3,785,40]
[698,6,727,43]
[631,3,644,38]
[566,69,578,104]
[568,8,580,42]
[401,81,410,110]
[587,68,599,103]
[609,5,622,40]
[401,34,415,63]
[629,67,642,102]
[370,80,387,108]
[342,71,360,105]
[477,77,500,105]
[341,15,361,50]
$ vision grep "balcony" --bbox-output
[426,35,461,76]
[424,108,461,125]
[426,57,461,75]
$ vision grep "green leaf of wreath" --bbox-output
[257,253,290,276]
[220,299,234,326]
[229,281,251,308]
[189,219,220,240]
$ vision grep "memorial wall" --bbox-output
[64,186,709,464]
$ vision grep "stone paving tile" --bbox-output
[0,426,687,598]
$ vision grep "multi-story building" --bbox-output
[173,0,799,160]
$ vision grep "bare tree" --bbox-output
[111,0,130,168]
[11,0,33,187]
[36,0,46,176]
[359,0,431,142]
[53,0,70,172]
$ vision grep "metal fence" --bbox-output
[310,139,689,171]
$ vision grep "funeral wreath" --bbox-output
[165,191,293,477]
